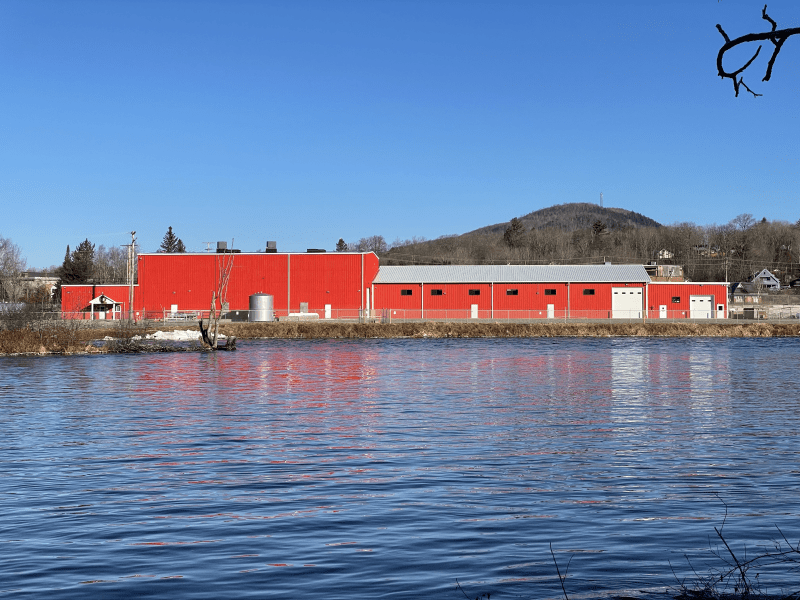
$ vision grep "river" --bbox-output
[1,338,799,599]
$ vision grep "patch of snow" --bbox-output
[148,329,203,341]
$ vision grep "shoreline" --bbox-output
[221,320,800,339]
[3,321,800,356]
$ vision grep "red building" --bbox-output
[61,252,728,321]
[372,265,654,319]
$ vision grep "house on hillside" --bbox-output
[750,269,781,290]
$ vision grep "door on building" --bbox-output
[659,305,667,319]
[547,304,554,319]
[690,295,713,318]
[611,288,643,318]
[471,304,478,319]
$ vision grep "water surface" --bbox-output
[2,338,799,599]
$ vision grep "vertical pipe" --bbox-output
[421,283,424,319]
[567,282,570,320]
[491,282,494,320]
[361,253,364,315]
[287,253,291,316]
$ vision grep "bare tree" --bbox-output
[94,245,128,283]
[354,235,388,253]
[198,248,235,350]
[717,5,800,96]
[0,235,26,302]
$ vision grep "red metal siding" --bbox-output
[492,283,568,318]
[568,283,643,319]
[290,254,365,314]
[61,284,134,319]
[646,283,728,318]
[138,253,290,316]
[136,252,373,318]
[373,283,423,318]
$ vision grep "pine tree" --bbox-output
[336,238,348,252]
[53,245,72,301]
[503,217,525,248]
[160,226,180,253]
[71,239,95,283]
[176,239,186,253]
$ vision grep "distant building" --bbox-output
[750,269,781,290]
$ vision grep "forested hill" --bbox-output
[470,203,662,235]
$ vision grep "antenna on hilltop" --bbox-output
[600,192,603,208]
[203,242,213,252]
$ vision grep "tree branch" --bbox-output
[716,5,800,96]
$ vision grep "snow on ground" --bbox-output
[103,329,227,342]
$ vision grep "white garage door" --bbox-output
[612,288,643,319]
[690,295,713,319]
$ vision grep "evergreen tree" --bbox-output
[176,239,186,253]
[160,226,180,253]
[503,217,525,248]
[53,245,72,301]
[336,238,348,252]
[71,239,95,283]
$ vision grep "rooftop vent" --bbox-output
[265,241,277,253]
[306,248,326,253]
[217,241,227,251]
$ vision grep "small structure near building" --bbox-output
[86,294,123,320]
[644,263,684,282]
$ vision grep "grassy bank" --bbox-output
[218,321,800,340]
[0,322,172,355]
[2,321,799,355]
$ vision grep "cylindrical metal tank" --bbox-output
[249,293,274,322]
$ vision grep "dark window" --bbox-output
[583,289,595,296]
[671,296,681,303]
[400,289,413,296]
[544,289,556,296]
[506,289,518,296]
[469,289,480,296]
[430,289,443,296]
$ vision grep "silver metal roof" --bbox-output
[373,264,651,284]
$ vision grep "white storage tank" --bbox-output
[249,293,274,322]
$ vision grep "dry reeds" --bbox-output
[216,321,800,340]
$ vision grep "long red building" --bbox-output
[62,251,728,320]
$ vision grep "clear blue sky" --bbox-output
[2,0,798,268]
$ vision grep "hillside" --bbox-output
[469,203,661,235]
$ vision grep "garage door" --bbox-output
[690,295,713,319]
[612,288,643,319]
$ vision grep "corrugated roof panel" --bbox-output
[373,264,650,284]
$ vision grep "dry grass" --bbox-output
[3,319,799,355]
[216,321,800,340]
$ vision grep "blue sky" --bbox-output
[2,0,799,268]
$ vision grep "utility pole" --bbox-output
[124,231,136,321]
